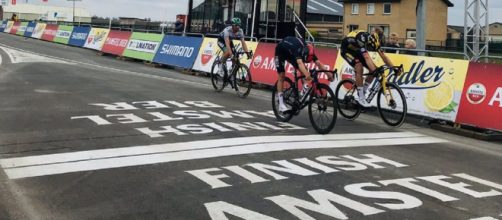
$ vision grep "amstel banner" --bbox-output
[153,35,203,69]
[3,21,14,33]
[250,42,338,86]
[456,63,502,131]
[9,21,20,34]
[101,30,132,56]
[24,22,37,37]
[334,53,469,121]
[40,24,58,41]
[84,28,110,50]
[192,37,258,73]
[53,25,74,44]
[31,23,47,39]
[15,22,28,36]
[122,32,164,61]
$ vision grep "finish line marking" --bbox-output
[0,132,447,179]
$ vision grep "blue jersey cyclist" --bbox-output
[217,18,251,62]
[340,30,400,107]
[275,36,334,112]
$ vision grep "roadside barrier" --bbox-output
[0,20,500,132]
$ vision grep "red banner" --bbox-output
[456,63,502,131]
[12,0,16,5]
[250,42,338,86]
[9,22,20,34]
[41,24,58,41]
[101,30,132,56]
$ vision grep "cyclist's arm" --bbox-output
[241,38,249,53]
[315,59,335,81]
[377,49,395,68]
[296,59,311,80]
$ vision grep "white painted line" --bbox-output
[1,133,448,179]
[0,46,71,64]
[470,217,499,220]
[1,132,425,169]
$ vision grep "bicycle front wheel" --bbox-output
[234,64,252,98]
[211,60,226,92]
[272,77,295,122]
[335,79,361,120]
[377,83,407,127]
[308,83,337,134]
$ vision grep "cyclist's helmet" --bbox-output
[355,32,381,51]
[231,17,242,26]
[303,43,316,63]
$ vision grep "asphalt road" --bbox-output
[0,33,501,220]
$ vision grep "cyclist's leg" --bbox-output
[217,39,231,64]
[342,50,370,107]
[275,46,289,111]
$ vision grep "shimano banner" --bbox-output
[153,35,203,69]
[68,26,91,47]
[24,22,37,37]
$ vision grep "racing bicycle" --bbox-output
[334,65,407,127]
[272,69,338,134]
[210,50,253,98]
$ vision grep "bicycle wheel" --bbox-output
[234,64,252,98]
[308,83,337,134]
[335,79,361,120]
[272,77,295,122]
[211,60,227,92]
[377,82,407,127]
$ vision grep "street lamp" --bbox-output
[67,0,82,24]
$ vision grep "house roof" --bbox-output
[2,4,91,17]
[448,25,464,33]
[307,0,344,16]
[337,0,454,7]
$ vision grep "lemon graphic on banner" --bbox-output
[425,81,454,112]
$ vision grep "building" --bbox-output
[187,0,308,39]
[1,3,91,23]
[487,22,502,42]
[340,0,453,46]
[447,25,463,40]
[306,0,344,41]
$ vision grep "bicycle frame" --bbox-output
[364,65,403,106]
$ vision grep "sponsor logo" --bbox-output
[201,42,214,65]
[26,26,35,32]
[387,60,446,89]
[18,26,26,32]
[44,29,57,36]
[466,83,487,105]
[33,25,45,36]
[252,55,262,68]
[87,30,108,45]
[56,30,72,38]
[159,44,195,57]
[126,39,159,53]
[72,32,88,40]
[105,37,129,47]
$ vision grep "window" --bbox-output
[351,4,359,14]
[367,3,375,15]
[406,29,417,39]
[349,25,359,32]
[383,3,392,14]
[368,24,389,37]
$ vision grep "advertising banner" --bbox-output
[41,24,58,41]
[334,53,469,121]
[0,21,7,32]
[83,28,110,50]
[456,63,502,131]
[250,42,338,86]
[4,21,14,33]
[68,26,91,47]
[53,25,74,44]
[23,22,37,37]
[101,30,132,56]
[15,21,28,36]
[122,32,163,61]
[9,21,20,34]
[153,35,203,69]
[192,38,259,73]
[31,23,47,39]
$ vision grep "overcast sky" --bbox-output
[23,0,502,24]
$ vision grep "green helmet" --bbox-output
[231,17,241,26]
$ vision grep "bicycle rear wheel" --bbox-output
[234,64,252,98]
[272,77,295,122]
[211,60,226,92]
[335,79,361,120]
[377,83,407,127]
[308,83,337,134]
